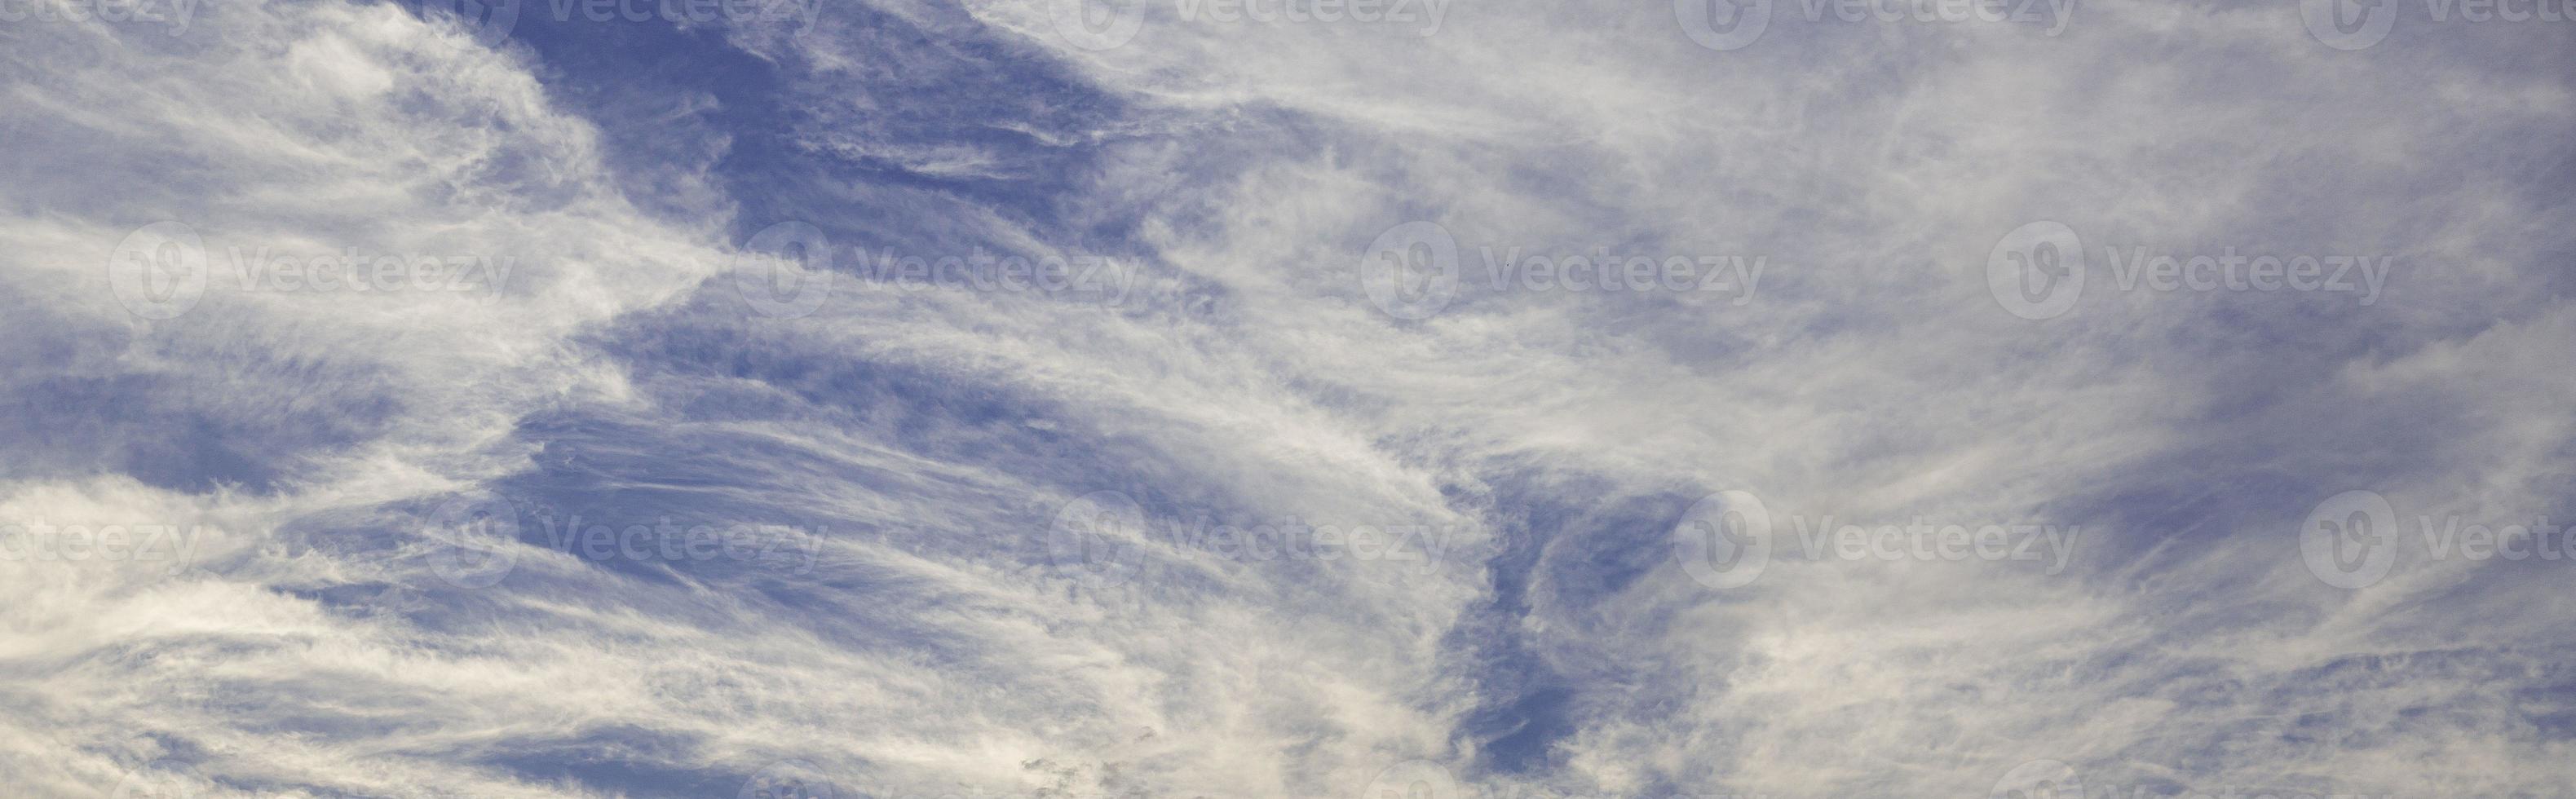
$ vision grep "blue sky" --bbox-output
[3,0,2574,796]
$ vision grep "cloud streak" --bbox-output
[2,0,2572,796]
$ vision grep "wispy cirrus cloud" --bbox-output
[2,0,2572,796]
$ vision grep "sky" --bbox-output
[2,0,2574,797]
